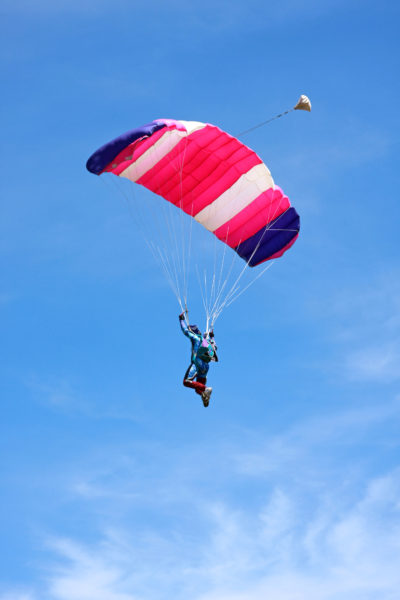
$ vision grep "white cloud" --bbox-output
[26,375,146,423]
[14,468,400,600]
[0,593,37,600]
[234,398,400,481]
[28,377,82,410]
[306,269,400,383]
[4,401,400,599]
[43,538,137,600]
[282,120,392,191]
[346,343,400,382]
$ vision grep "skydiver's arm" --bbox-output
[179,315,200,342]
[179,317,190,337]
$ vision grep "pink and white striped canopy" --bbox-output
[86,118,300,266]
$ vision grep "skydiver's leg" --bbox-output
[183,364,206,395]
[183,379,206,394]
[195,376,207,396]
[193,360,209,396]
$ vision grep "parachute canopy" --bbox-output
[86,119,300,267]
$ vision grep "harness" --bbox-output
[195,338,215,363]
[187,325,217,364]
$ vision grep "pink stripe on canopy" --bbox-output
[214,187,290,248]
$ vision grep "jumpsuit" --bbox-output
[180,319,209,395]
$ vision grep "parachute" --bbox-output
[87,119,299,267]
[87,100,310,328]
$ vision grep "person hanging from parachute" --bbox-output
[85,95,311,407]
[179,312,218,407]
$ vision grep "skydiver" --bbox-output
[179,312,218,407]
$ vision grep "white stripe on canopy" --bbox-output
[194,163,274,231]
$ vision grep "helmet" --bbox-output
[188,324,201,336]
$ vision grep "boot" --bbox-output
[201,387,212,407]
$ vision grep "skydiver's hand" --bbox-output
[179,312,185,321]
[209,330,214,338]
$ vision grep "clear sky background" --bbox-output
[1,1,400,599]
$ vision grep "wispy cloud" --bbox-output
[3,399,399,599]
[26,375,145,422]
[28,377,83,411]
[45,537,136,600]
[337,275,400,382]
[346,343,400,382]
[0,593,36,600]
[10,468,400,600]
[282,119,392,191]
[304,269,400,383]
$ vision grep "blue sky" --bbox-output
[1,1,400,598]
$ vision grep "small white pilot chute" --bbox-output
[294,95,312,112]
